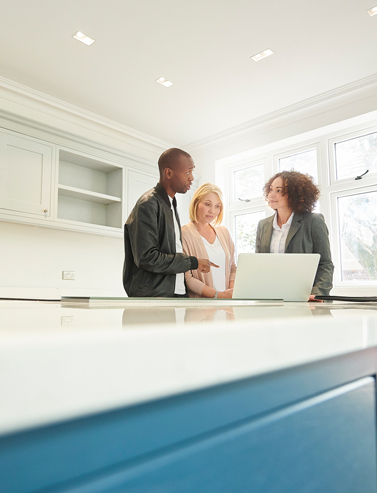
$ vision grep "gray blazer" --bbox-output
[255,212,334,296]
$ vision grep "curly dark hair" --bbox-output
[263,170,320,213]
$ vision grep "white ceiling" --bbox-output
[1,0,377,146]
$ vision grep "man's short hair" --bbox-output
[158,148,192,175]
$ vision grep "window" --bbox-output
[334,131,377,181]
[227,159,267,259]
[232,162,265,203]
[221,122,377,292]
[233,211,266,257]
[278,147,318,183]
[336,189,377,282]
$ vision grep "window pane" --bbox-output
[279,149,318,183]
[338,191,377,282]
[233,164,264,202]
[234,211,265,257]
[335,132,377,181]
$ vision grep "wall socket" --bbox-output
[62,271,75,280]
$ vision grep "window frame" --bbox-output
[329,184,377,289]
[227,157,267,211]
[220,121,377,292]
[273,142,321,182]
[328,125,377,186]
[230,207,270,258]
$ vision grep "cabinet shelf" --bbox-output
[58,185,121,205]
[57,148,124,230]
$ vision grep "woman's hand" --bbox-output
[217,288,233,299]
[308,294,324,302]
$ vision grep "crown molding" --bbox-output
[186,73,377,152]
[0,75,172,151]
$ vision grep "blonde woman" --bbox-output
[181,183,236,298]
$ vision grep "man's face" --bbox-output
[170,155,195,194]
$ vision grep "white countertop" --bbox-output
[1,299,377,435]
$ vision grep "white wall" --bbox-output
[0,221,124,298]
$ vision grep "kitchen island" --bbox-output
[1,298,377,492]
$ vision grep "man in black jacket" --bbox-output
[123,148,214,297]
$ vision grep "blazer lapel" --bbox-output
[261,215,274,252]
[285,213,302,251]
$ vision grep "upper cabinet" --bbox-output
[0,126,163,237]
[126,169,198,226]
[57,149,123,231]
[0,129,53,218]
[126,169,157,218]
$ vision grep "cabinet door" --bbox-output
[126,169,195,226]
[127,169,157,217]
[81,377,375,493]
[0,130,52,217]
[175,187,196,227]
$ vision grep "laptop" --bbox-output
[233,253,320,302]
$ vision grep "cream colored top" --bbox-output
[270,212,294,253]
[181,221,237,297]
[201,236,226,291]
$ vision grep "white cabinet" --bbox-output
[57,149,123,231]
[0,128,52,218]
[126,169,157,217]
[176,188,195,227]
[126,169,196,226]
[0,125,196,238]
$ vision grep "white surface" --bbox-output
[1,299,377,435]
[1,1,377,145]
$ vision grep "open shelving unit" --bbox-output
[57,149,123,229]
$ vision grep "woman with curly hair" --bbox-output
[255,171,334,298]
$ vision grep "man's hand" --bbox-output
[197,258,219,273]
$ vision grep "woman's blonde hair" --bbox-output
[189,183,224,226]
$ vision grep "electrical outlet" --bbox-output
[62,271,75,280]
[61,316,74,326]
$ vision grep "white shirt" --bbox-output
[168,196,186,295]
[270,212,294,254]
[201,235,226,292]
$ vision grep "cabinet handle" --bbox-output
[44,209,48,213]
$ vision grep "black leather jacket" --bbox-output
[123,183,198,297]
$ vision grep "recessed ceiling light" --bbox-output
[251,48,274,62]
[155,77,173,88]
[73,31,95,46]
[367,5,377,16]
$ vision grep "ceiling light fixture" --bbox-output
[155,77,173,88]
[73,31,95,46]
[367,5,377,16]
[251,48,274,62]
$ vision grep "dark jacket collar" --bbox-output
[155,182,172,208]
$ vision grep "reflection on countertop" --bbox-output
[0,298,377,333]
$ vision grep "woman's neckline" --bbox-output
[194,222,217,245]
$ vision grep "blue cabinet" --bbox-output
[0,369,375,492]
